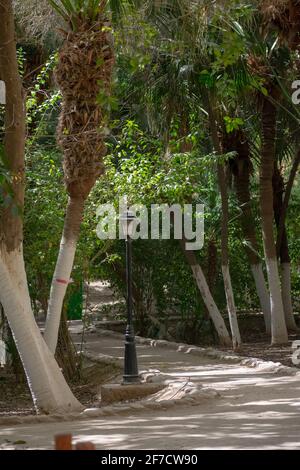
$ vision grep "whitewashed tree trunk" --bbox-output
[222,265,241,350]
[45,197,84,354]
[44,237,77,354]
[281,262,298,331]
[266,258,288,343]
[3,246,32,312]
[0,306,6,367]
[191,263,232,347]
[0,339,5,367]
[0,253,83,413]
[251,263,271,334]
[272,164,298,333]
[260,90,288,345]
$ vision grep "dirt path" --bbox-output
[1,330,300,449]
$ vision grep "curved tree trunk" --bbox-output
[273,165,298,331]
[44,196,85,353]
[260,93,288,344]
[0,254,82,413]
[203,239,218,320]
[181,243,232,347]
[0,0,82,413]
[217,163,241,350]
[224,131,271,334]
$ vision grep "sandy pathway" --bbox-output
[1,330,300,450]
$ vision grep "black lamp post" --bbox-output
[120,210,140,384]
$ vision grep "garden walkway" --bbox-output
[1,327,300,449]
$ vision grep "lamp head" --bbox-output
[120,210,136,238]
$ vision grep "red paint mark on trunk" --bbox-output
[56,278,69,285]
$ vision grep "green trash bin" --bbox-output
[67,280,83,320]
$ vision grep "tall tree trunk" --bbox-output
[276,149,300,251]
[0,0,82,413]
[224,131,271,334]
[217,164,241,349]
[179,113,193,153]
[260,92,288,344]
[44,15,114,353]
[56,308,81,382]
[280,234,297,330]
[207,97,241,349]
[180,242,232,347]
[273,164,298,331]
[44,196,84,353]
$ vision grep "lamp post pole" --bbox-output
[122,211,139,384]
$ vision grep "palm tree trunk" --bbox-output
[250,264,271,331]
[260,93,288,344]
[276,149,300,250]
[179,113,193,152]
[44,196,85,353]
[224,131,271,333]
[273,164,298,331]
[280,236,297,330]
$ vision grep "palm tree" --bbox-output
[44,0,138,353]
[272,162,297,330]
[259,84,288,343]
[254,0,300,342]
[219,4,290,343]
[260,0,300,333]
[272,109,300,332]
[224,130,272,334]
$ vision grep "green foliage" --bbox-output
[0,145,20,215]
[24,150,90,315]
[47,0,104,24]
[26,53,59,123]
[82,120,258,339]
[26,54,60,141]
[24,150,65,312]
[47,0,143,29]
[224,116,244,134]
[16,47,26,78]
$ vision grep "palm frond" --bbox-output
[47,0,70,21]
